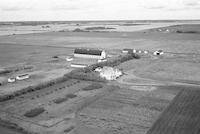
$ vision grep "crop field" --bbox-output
[0,80,180,134]
[0,79,110,134]
[147,86,200,134]
[76,85,180,134]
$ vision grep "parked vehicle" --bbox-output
[66,57,74,62]
[153,50,164,55]
[16,74,30,80]
[8,77,16,83]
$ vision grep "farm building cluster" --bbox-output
[122,48,164,55]
[64,47,165,80]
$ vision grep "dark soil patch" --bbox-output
[82,83,103,91]
[147,87,200,134]
[64,125,75,133]
[24,107,45,118]
[53,93,77,104]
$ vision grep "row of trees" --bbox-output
[0,53,140,102]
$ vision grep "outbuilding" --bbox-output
[122,49,133,54]
[70,63,88,68]
[74,48,106,60]
[153,50,164,55]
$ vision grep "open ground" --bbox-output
[0,22,200,134]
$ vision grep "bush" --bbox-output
[64,126,75,133]
[66,93,77,99]
[52,55,59,58]
[0,76,71,102]
[53,97,68,104]
[72,28,85,32]
[53,94,77,104]
[176,30,199,34]
[82,83,103,91]
[85,27,115,30]
[24,107,45,118]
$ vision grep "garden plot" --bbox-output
[77,85,179,134]
[0,80,116,134]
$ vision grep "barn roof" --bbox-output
[123,49,133,51]
[74,48,103,56]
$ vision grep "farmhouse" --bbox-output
[100,66,122,80]
[74,48,106,59]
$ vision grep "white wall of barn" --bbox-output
[74,54,103,59]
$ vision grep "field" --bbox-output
[76,85,180,134]
[147,86,200,134]
[0,79,180,134]
[0,22,200,134]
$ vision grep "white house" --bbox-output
[100,66,122,80]
[74,48,106,60]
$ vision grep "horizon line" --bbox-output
[0,19,200,22]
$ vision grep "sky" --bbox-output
[0,0,200,21]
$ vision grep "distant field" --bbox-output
[149,24,200,34]
[147,86,200,134]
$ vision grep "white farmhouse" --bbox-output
[100,66,122,80]
[74,48,106,60]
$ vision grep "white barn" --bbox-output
[74,48,106,60]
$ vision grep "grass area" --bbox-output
[82,83,103,91]
[0,119,29,134]
[147,86,200,134]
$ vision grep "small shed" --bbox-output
[71,63,88,68]
[122,49,133,54]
